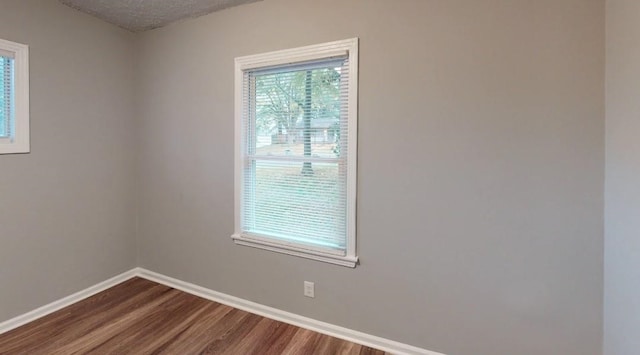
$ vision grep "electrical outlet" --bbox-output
[304,281,315,298]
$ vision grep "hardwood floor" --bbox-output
[0,278,385,354]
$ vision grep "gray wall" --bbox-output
[604,0,640,354]
[136,1,605,354]
[0,0,137,321]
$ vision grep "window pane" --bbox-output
[0,56,13,138]
[252,66,347,159]
[235,39,358,266]
[244,160,347,250]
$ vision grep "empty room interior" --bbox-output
[0,0,638,354]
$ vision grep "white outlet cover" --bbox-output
[304,281,315,298]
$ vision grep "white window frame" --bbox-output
[0,38,29,154]
[232,38,359,268]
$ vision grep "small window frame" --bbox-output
[0,38,29,155]
[232,38,359,268]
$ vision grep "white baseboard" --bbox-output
[0,267,445,355]
[0,269,137,334]
[136,268,444,355]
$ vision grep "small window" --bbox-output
[233,39,359,267]
[0,38,29,155]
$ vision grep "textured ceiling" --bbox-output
[59,0,262,32]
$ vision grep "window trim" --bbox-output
[0,38,29,155]
[232,38,359,268]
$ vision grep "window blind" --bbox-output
[0,53,14,139]
[240,57,351,254]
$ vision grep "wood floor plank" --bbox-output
[82,292,218,354]
[0,277,385,354]
[0,279,171,354]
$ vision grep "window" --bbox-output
[233,38,359,267]
[0,38,29,155]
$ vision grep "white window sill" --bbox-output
[231,233,358,268]
[0,137,29,155]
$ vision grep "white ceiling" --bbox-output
[59,0,262,32]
